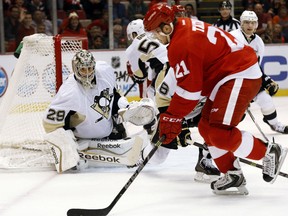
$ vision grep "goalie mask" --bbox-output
[126,19,145,41]
[72,49,96,88]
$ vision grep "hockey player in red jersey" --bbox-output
[125,17,220,183]
[143,3,288,195]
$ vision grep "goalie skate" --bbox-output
[263,141,288,183]
[118,98,157,126]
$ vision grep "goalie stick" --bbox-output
[67,136,165,216]
[192,141,288,178]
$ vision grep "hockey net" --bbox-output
[0,34,88,171]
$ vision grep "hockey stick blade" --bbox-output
[192,141,288,179]
[67,136,165,216]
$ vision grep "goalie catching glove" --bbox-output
[118,98,158,126]
[263,75,279,96]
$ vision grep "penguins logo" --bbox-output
[90,88,113,122]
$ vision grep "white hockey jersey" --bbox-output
[230,28,265,61]
[43,61,117,139]
[125,33,168,81]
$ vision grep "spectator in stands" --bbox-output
[91,35,108,49]
[86,9,109,38]
[185,3,198,20]
[36,22,46,34]
[4,5,21,41]
[26,0,51,20]
[111,0,129,26]
[13,0,28,22]
[58,11,87,38]
[213,0,240,32]
[87,25,102,48]
[16,11,35,47]
[81,0,107,20]
[31,9,53,35]
[113,24,126,48]
[127,0,148,21]
[271,23,285,43]
[272,6,288,42]
[254,3,273,40]
[270,0,288,17]
[63,0,82,11]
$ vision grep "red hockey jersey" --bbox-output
[166,18,259,118]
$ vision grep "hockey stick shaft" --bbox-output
[124,82,137,96]
[67,136,165,216]
[246,108,269,142]
[192,141,288,178]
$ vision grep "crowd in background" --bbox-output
[3,0,288,52]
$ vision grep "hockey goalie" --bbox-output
[42,50,157,173]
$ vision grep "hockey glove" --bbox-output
[159,112,183,144]
[263,76,279,96]
[131,74,146,84]
[175,125,191,147]
[126,61,147,84]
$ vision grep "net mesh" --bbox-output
[0,34,86,170]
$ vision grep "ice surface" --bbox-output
[1,97,288,216]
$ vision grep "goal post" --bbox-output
[0,34,88,170]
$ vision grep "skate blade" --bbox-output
[213,185,249,195]
[270,147,288,184]
[194,172,220,184]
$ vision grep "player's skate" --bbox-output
[263,118,288,134]
[194,148,220,183]
[211,159,248,195]
[262,141,288,183]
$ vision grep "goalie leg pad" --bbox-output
[78,130,149,166]
[44,128,80,173]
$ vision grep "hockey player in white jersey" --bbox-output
[43,49,157,173]
[125,16,220,183]
[230,11,288,134]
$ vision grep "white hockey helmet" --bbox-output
[126,19,145,41]
[72,49,96,88]
[240,10,258,28]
